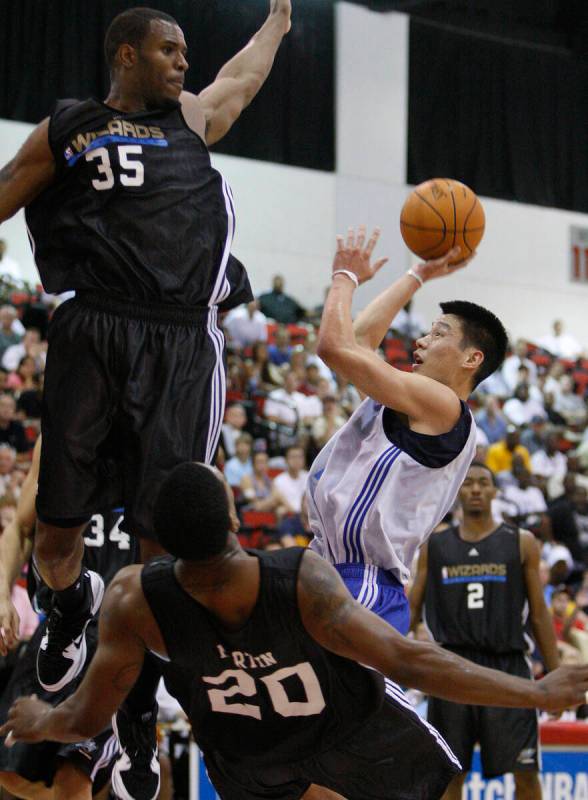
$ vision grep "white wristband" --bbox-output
[332,270,359,289]
[407,268,424,288]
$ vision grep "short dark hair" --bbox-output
[104,7,178,71]
[439,300,508,388]
[153,463,230,561]
[467,461,497,486]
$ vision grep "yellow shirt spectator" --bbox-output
[486,440,531,474]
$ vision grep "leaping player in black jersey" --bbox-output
[0,3,290,798]
[410,462,561,800]
[2,463,587,800]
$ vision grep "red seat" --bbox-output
[572,370,588,395]
[267,467,284,480]
[241,510,277,529]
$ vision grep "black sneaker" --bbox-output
[111,701,160,800]
[36,570,105,692]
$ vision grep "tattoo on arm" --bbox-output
[0,160,16,185]
[300,556,356,649]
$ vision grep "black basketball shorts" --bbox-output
[204,683,461,800]
[427,650,540,779]
[37,293,228,540]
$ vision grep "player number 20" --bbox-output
[467,582,484,609]
[203,662,326,720]
[86,145,144,190]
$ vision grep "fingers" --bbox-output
[365,227,381,257]
[346,227,355,249]
[337,227,381,255]
[336,235,344,252]
[372,258,388,276]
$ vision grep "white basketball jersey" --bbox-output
[307,397,477,583]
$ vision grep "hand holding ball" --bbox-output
[400,179,485,264]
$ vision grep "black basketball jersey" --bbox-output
[424,525,528,653]
[25,99,252,309]
[29,511,139,612]
[142,548,384,766]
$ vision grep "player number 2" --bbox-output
[203,662,326,720]
[86,145,144,190]
[467,582,484,609]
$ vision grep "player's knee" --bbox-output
[53,761,92,800]
[34,520,86,562]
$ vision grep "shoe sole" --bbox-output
[111,711,161,800]
[37,572,105,693]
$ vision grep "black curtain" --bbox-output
[0,0,334,171]
[407,17,588,212]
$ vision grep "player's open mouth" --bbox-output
[413,353,423,365]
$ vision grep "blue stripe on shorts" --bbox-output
[334,563,410,635]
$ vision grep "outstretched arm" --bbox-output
[196,0,291,146]
[0,567,147,743]
[317,228,464,432]
[298,550,588,712]
[0,437,41,655]
[0,119,55,224]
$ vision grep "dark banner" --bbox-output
[407,17,588,212]
[0,0,334,171]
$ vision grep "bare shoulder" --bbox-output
[101,566,145,620]
[179,91,207,140]
[519,528,540,563]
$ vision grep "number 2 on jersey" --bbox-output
[467,582,484,609]
[86,145,144,190]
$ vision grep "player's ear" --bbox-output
[463,348,484,373]
[118,44,139,70]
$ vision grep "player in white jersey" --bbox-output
[307,227,508,633]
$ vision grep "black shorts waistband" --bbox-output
[75,291,211,325]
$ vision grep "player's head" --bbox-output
[414,301,507,393]
[153,462,235,561]
[104,7,188,107]
[458,462,496,517]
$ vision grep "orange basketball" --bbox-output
[400,178,485,264]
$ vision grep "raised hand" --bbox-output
[332,226,389,287]
[411,247,476,285]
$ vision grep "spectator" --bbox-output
[476,367,510,399]
[224,300,268,349]
[0,240,23,283]
[304,331,334,385]
[0,305,22,364]
[220,403,248,460]
[224,433,253,488]
[502,383,546,427]
[539,319,583,360]
[272,444,308,516]
[6,355,38,392]
[475,396,508,444]
[277,493,313,548]
[289,346,307,387]
[551,586,588,662]
[543,360,565,401]
[240,450,276,511]
[503,468,547,528]
[486,426,532,475]
[2,327,45,373]
[312,395,347,450]
[16,373,44,421]
[251,341,283,391]
[300,363,321,395]
[258,274,305,324]
[520,415,549,455]
[0,394,29,455]
[264,369,308,428]
[267,325,293,367]
[502,339,538,391]
[390,299,425,342]
[543,390,568,427]
[546,475,585,563]
[531,432,567,497]
[335,375,361,417]
[553,374,586,426]
[0,444,17,496]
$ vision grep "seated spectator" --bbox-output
[476,367,510,399]
[531,432,567,498]
[312,395,347,450]
[264,369,308,428]
[551,585,588,663]
[240,450,276,511]
[267,325,293,367]
[546,475,586,563]
[2,327,45,373]
[272,444,309,518]
[502,383,546,426]
[0,394,29,455]
[501,339,538,392]
[300,363,321,395]
[6,355,38,393]
[16,372,43,421]
[220,403,249,460]
[520,415,548,455]
[0,305,22,364]
[503,468,547,529]
[278,494,313,548]
[224,300,268,349]
[539,319,583,360]
[289,346,307,387]
[543,360,565,401]
[335,375,361,417]
[553,374,586,426]
[475,396,508,444]
[258,274,305,324]
[486,426,532,476]
[0,444,17,498]
[251,341,283,392]
[390,299,425,342]
[224,433,253,488]
[304,331,334,385]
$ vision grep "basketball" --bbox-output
[400,178,485,263]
